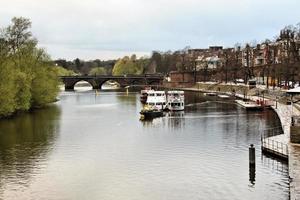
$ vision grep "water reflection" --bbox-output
[0,104,60,192]
[249,164,256,185]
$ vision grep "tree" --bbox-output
[112,55,144,76]
[5,17,33,53]
[0,17,59,117]
[89,67,107,75]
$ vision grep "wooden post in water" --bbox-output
[249,144,256,184]
[249,144,255,166]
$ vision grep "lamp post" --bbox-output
[194,59,197,83]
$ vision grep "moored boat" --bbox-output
[167,91,184,111]
[235,100,263,110]
[145,90,167,110]
[218,94,230,98]
[204,92,217,96]
[140,105,164,119]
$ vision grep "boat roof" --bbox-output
[147,91,165,94]
[167,91,184,94]
[141,89,154,92]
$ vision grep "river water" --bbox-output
[0,88,289,200]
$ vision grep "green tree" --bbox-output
[112,55,144,75]
[89,67,107,75]
[54,65,77,76]
[0,17,59,117]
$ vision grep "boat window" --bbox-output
[149,94,154,96]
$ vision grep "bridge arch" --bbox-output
[63,78,99,90]
[73,80,93,90]
[99,79,121,89]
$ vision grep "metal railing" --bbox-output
[261,126,289,158]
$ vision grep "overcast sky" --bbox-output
[1,0,300,60]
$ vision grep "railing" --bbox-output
[261,126,288,159]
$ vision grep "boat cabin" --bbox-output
[167,91,184,111]
[146,91,167,110]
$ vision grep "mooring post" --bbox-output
[249,144,256,184]
[249,144,255,166]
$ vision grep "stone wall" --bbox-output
[169,71,195,83]
[291,126,300,143]
[194,82,250,95]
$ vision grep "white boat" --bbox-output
[167,91,184,111]
[218,94,230,98]
[204,92,217,96]
[146,91,167,110]
[235,100,263,110]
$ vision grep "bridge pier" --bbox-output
[92,85,100,90]
[65,85,74,91]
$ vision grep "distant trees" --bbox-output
[89,67,107,75]
[54,58,116,75]
[54,66,77,76]
[112,55,147,75]
[276,25,300,87]
[0,17,59,117]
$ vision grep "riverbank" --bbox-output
[167,82,300,200]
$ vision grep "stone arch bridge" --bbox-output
[60,75,164,90]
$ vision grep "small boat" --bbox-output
[140,105,164,119]
[204,92,217,96]
[167,91,184,111]
[235,100,263,110]
[218,94,230,98]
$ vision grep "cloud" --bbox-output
[1,0,300,60]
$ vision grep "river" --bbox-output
[0,87,289,200]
